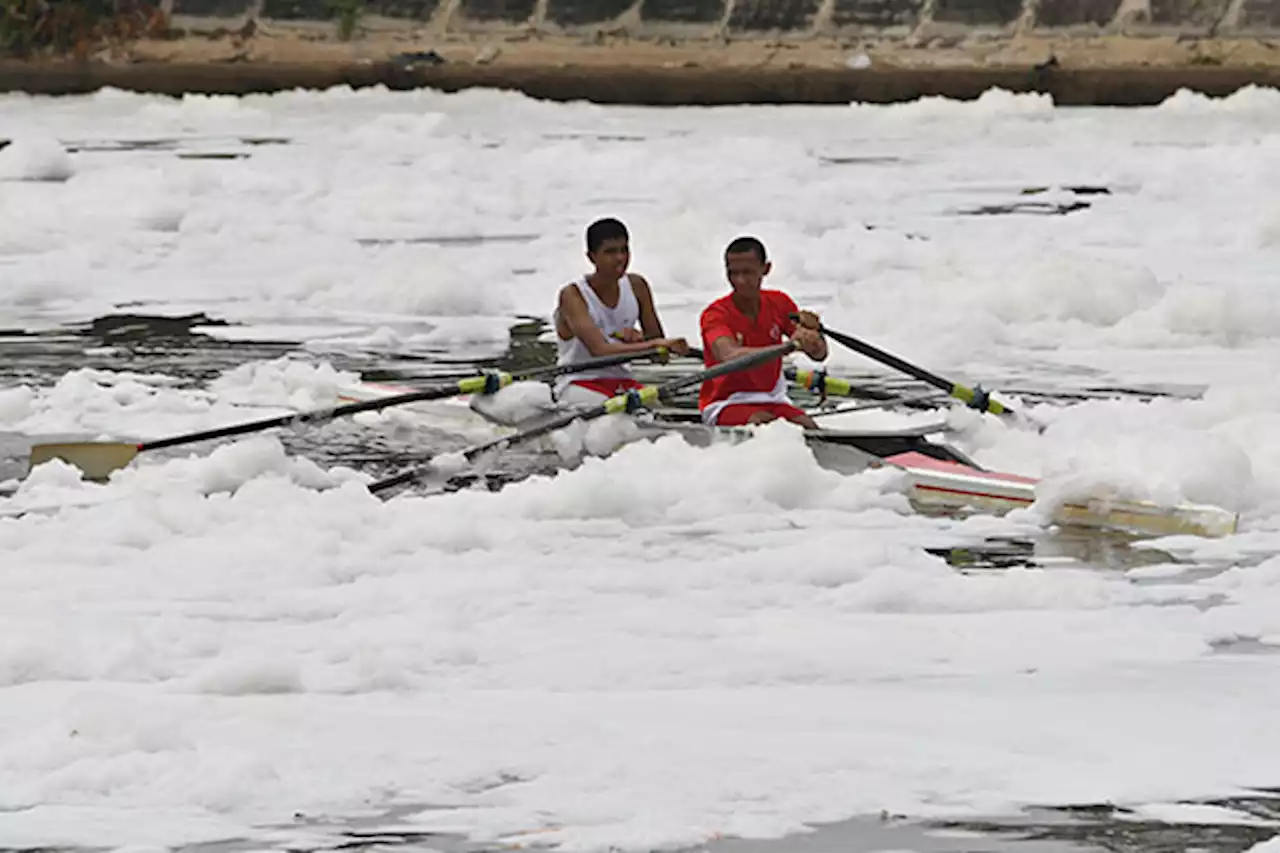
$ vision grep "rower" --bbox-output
[698,235,828,428]
[552,217,690,406]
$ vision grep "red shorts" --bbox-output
[570,378,644,397]
[714,402,809,426]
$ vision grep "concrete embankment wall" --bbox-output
[173,0,1280,43]
[4,0,1280,104]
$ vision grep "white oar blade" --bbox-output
[28,442,141,481]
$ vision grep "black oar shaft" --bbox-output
[821,327,956,393]
[802,318,1015,419]
[368,341,796,496]
[137,383,484,452]
[136,347,674,454]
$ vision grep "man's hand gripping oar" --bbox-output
[791,314,1045,432]
[26,348,678,482]
[366,340,799,496]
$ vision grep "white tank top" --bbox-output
[553,274,640,397]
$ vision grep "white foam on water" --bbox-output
[0,136,75,182]
[3,84,1280,853]
[0,358,364,440]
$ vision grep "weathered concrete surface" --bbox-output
[548,0,635,26]
[1034,0,1123,29]
[140,0,1280,34]
[172,0,260,16]
[829,0,924,29]
[6,0,1280,105]
[185,0,1280,36]
[931,0,1024,27]
[1146,0,1230,30]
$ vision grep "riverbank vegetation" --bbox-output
[1,0,170,59]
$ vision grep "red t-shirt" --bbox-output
[698,289,799,411]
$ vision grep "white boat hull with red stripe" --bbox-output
[640,416,1239,539]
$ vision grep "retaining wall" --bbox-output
[164,0,1280,40]
[5,0,1280,104]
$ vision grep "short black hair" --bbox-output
[587,218,629,253]
[725,235,767,263]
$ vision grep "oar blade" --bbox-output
[28,442,141,481]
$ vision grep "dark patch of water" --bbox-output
[176,152,252,160]
[1021,185,1112,197]
[542,132,652,141]
[355,233,539,247]
[0,313,304,388]
[817,154,908,165]
[926,531,1172,572]
[962,200,1093,216]
[953,184,1115,217]
[1211,637,1280,655]
[931,798,1280,853]
[55,136,293,154]
[5,794,1269,853]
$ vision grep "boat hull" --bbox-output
[631,417,1238,539]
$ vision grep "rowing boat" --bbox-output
[335,377,1240,539]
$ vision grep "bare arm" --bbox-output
[557,285,677,357]
[630,274,666,341]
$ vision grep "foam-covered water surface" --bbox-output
[2,84,1280,853]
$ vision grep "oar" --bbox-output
[367,341,798,496]
[785,366,908,403]
[794,316,1035,426]
[809,391,949,420]
[27,348,675,482]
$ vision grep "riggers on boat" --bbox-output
[336,379,1240,540]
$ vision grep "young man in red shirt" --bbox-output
[698,236,828,428]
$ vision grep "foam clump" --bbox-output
[1157,85,1280,114]
[110,435,361,496]
[1030,414,1255,516]
[0,386,36,426]
[0,137,74,182]
[990,256,1166,327]
[851,87,1056,122]
[208,357,362,410]
[468,381,557,427]
[0,368,206,437]
[16,456,97,496]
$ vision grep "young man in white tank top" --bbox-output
[553,218,690,406]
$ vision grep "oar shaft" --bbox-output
[138,378,506,452]
[809,390,947,419]
[369,341,796,496]
[663,341,796,395]
[804,318,1014,418]
[522,347,673,380]
[138,347,675,454]
[819,327,956,396]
